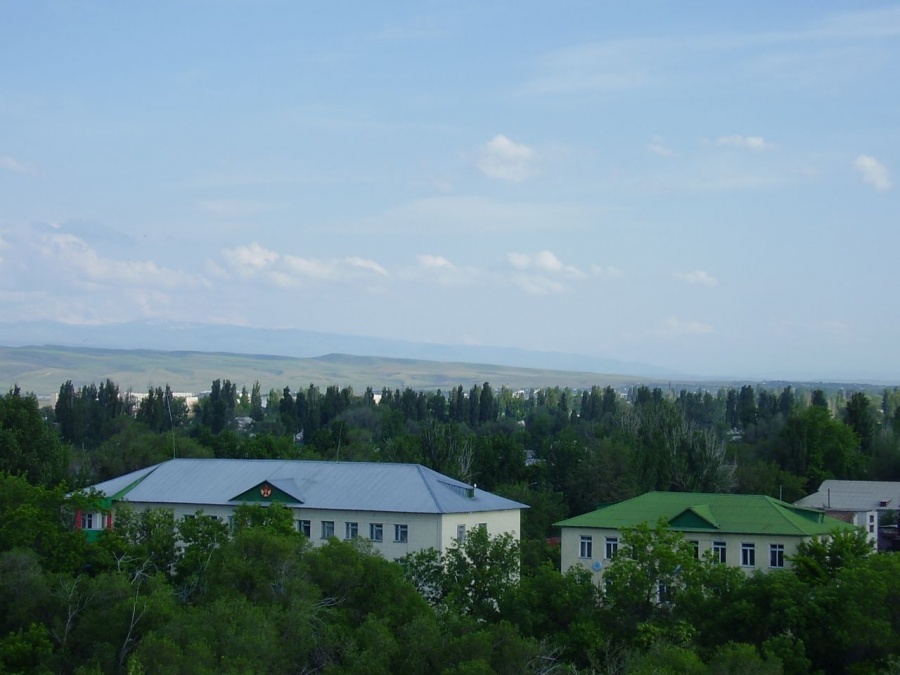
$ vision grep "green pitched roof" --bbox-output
[556,492,858,537]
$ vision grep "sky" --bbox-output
[1,1,898,382]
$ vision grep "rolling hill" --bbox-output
[0,345,656,398]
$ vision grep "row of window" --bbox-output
[297,519,409,543]
[181,513,411,544]
[718,541,784,568]
[579,536,619,560]
[578,536,786,568]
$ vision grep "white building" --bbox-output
[795,480,900,549]
[79,458,526,558]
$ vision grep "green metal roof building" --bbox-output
[556,491,859,577]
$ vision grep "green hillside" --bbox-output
[0,345,650,397]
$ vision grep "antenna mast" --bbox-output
[165,387,176,459]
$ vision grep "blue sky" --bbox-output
[1,1,898,381]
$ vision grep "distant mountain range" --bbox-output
[0,320,683,378]
[0,345,667,397]
[0,322,886,397]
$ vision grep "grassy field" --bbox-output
[0,345,652,397]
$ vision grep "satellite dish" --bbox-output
[592,561,602,572]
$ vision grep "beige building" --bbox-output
[556,491,858,581]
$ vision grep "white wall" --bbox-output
[116,501,521,559]
[437,509,522,552]
[855,510,878,547]
[560,526,811,582]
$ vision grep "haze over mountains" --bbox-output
[0,320,680,377]
[0,320,894,399]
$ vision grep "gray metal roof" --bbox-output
[86,459,527,515]
[795,480,900,511]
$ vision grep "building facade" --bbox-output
[557,491,858,581]
[795,479,900,549]
[79,458,526,558]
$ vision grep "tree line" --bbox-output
[1,471,899,673]
[4,378,900,539]
[3,378,900,672]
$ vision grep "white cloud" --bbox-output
[675,270,718,287]
[522,8,900,101]
[0,155,41,176]
[407,254,476,288]
[509,274,565,295]
[853,155,892,191]
[40,233,206,291]
[505,250,584,277]
[223,241,278,269]
[591,264,624,279]
[0,225,218,324]
[658,317,715,338]
[477,135,535,182]
[647,136,673,156]
[221,242,389,286]
[345,256,388,276]
[506,252,531,270]
[534,250,565,272]
[711,135,774,150]
[523,38,662,95]
[417,254,454,269]
[222,242,279,273]
[283,255,340,280]
[503,250,587,295]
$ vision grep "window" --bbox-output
[477,522,487,532]
[605,536,618,559]
[688,540,699,559]
[297,520,311,538]
[457,524,467,542]
[370,523,383,542]
[658,580,674,605]
[579,535,593,559]
[869,513,876,534]
[394,524,408,543]
[769,543,785,568]
[345,522,358,540]
[713,541,726,563]
[81,512,94,530]
[741,542,756,567]
[321,521,335,539]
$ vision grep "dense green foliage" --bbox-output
[42,379,900,521]
[3,380,900,672]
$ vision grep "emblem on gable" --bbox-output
[260,484,273,498]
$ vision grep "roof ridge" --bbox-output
[165,457,428,469]
[110,463,163,500]
[759,496,825,534]
[416,464,446,514]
